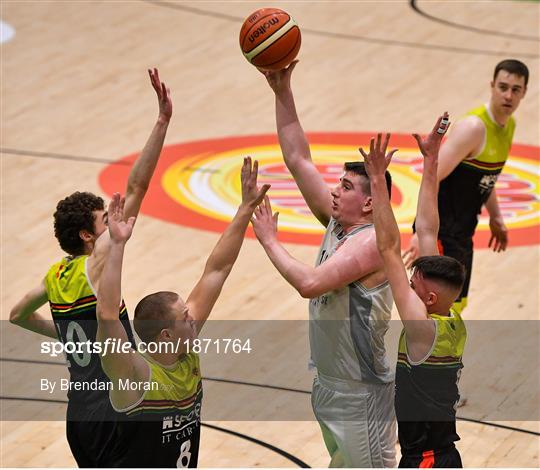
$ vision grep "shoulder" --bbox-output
[452,115,485,140]
[340,226,380,258]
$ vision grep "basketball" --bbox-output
[239,8,301,71]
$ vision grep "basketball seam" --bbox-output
[252,26,301,67]
[241,11,290,52]
[243,19,296,62]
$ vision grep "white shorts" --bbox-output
[312,373,397,468]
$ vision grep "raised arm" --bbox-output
[9,281,57,339]
[413,113,450,257]
[96,193,147,388]
[251,196,383,298]
[89,69,172,281]
[362,134,434,353]
[403,115,483,267]
[262,62,332,226]
[186,158,270,332]
[123,68,172,219]
[437,116,483,181]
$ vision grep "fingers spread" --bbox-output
[382,133,390,153]
[359,147,368,160]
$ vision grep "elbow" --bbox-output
[297,280,323,299]
[9,308,22,325]
[377,240,401,257]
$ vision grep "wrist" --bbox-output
[371,174,387,185]
[262,232,279,246]
[239,202,257,213]
[157,115,170,125]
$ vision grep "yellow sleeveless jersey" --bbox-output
[438,104,516,239]
[395,307,467,454]
[462,104,515,173]
[112,353,203,468]
[44,255,133,403]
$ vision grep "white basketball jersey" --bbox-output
[309,219,394,384]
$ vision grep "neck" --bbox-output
[341,215,372,234]
[487,101,510,127]
[427,303,452,317]
[148,351,179,366]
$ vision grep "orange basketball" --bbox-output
[239,8,301,71]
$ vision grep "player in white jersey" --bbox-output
[253,62,396,467]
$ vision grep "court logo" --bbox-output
[99,133,539,247]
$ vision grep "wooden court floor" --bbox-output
[1,1,539,467]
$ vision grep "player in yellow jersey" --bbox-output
[363,115,467,467]
[95,158,269,467]
[404,60,529,312]
[9,69,172,467]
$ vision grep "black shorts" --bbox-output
[66,399,122,467]
[399,446,462,468]
[438,236,473,306]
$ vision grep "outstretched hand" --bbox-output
[360,133,398,177]
[251,195,279,245]
[108,193,136,244]
[241,157,271,209]
[259,60,298,94]
[412,112,450,163]
[148,68,172,122]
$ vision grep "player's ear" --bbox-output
[161,328,173,341]
[426,291,438,306]
[363,196,373,213]
[79,229,93,243]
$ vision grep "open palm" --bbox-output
[108,193,136,243]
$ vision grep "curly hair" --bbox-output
[53,192,105,256]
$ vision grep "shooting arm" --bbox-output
[274,87,332,226]
[9,281,57,339]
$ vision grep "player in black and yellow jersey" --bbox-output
[405,60,529,312]
[95,158,269,467]
[9,69,172,466]
[362,115,467,467]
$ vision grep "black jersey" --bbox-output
[395,308,466,455]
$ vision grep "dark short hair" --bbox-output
[134,291,179,343]
[494,59,529,86]
[343,162,392,197]
[412,255,466,292]
[54,192,105,256]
